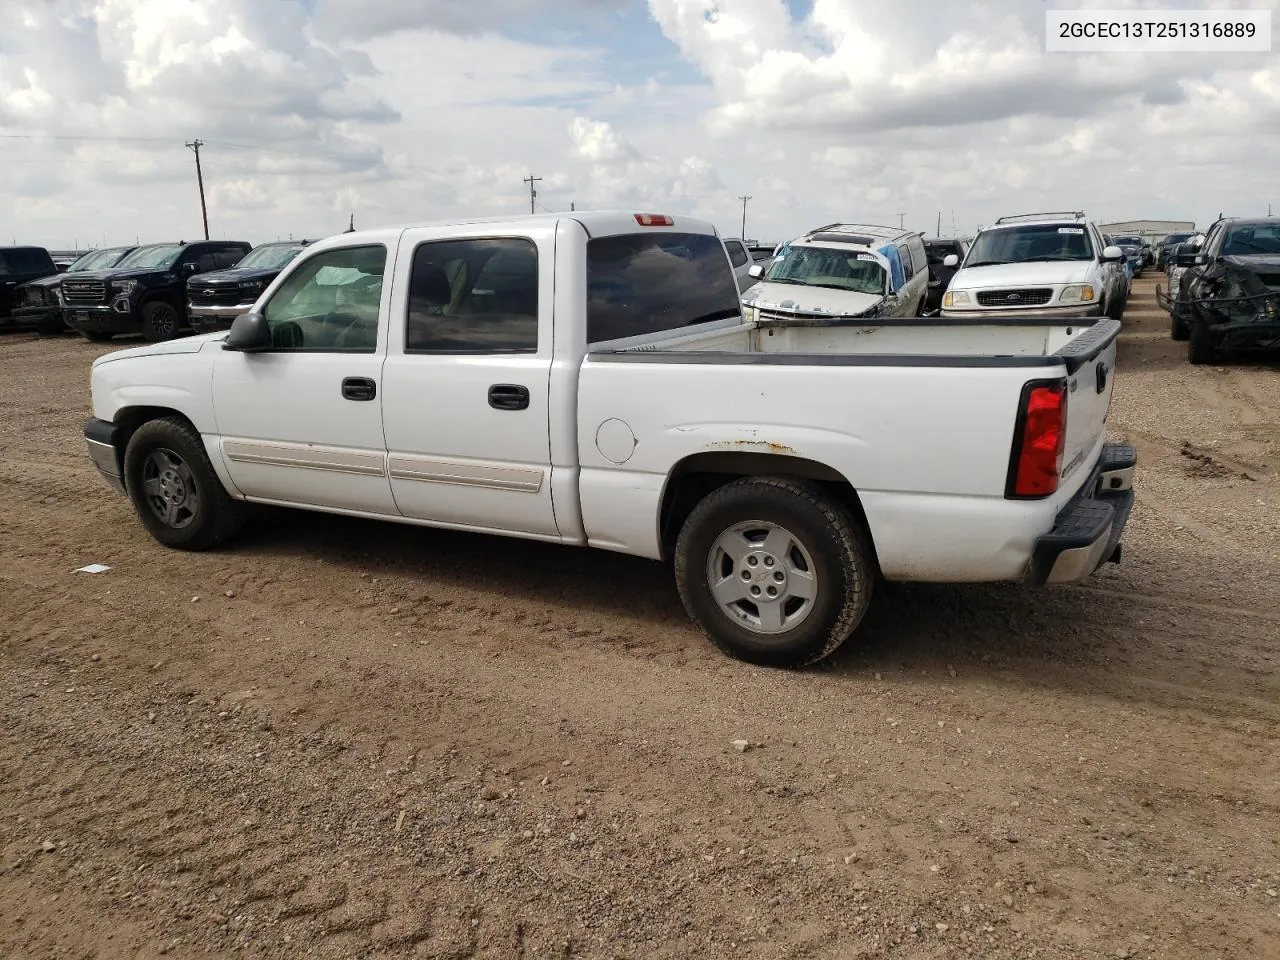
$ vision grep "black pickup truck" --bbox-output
[187,240,313,333]
[1,246,59,326]
[13,246,136,333]
[62,240,251,342]
[1165,217,1280,364]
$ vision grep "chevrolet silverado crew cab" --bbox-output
[83,211,1135,668]
[188,240,314,333]
[741,224,928,323]
[64,240,251,342]
[942,213,1129,323]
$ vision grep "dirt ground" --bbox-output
[2,274,1278,960]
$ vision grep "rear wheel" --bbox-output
[141,301,182,342]
[674,477,873,667]
[123,417,248,550]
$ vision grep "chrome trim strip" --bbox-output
[388,456,544,493]
[222,440,385,478]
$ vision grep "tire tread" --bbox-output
[674,476,872,667]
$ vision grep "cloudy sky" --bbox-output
[2,0,1277,249]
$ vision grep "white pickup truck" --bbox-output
[84,211,1135,667]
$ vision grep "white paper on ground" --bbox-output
[74,564,112,574]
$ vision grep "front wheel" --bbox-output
[1187,323,1218,365]
[1171,313,1189,341]
[123,417,248,550]
[674,477,874,667]
[141,301,183,342]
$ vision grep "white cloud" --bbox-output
[1,0,1276,248]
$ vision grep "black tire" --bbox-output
[80,331,114,342]
[141,300,182,342]
[1171,313,1189,341]
[674,477,873,667]
[1187,323,1218,365]
[123,417,248,550]
[36,318,67,335]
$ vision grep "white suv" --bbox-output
[941,212,1129,322]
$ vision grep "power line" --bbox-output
[523,175,542,215]
[185,139,209,241]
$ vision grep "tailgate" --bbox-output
[1058,319,1120,492]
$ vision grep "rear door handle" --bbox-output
[488,384,530,411]
[342,377,377,401]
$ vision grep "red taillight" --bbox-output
[634,213,674,226]
[1010,382,1067,497]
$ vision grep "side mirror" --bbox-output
[942,254,959,268]
[222,312,272,352]
[1101,245,1124,262]
[182,262,200,274]
[1174,243,1207,267]
[747,263,764,279]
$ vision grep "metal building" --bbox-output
[1097,219,1197,244]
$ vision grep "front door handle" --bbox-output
[488,384,530,411]
[342,377,377,402]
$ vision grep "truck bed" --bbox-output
[603,315,1116,368]
[577,315,1120,579]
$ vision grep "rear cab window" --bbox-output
[586,232,741,345]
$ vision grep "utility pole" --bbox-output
[523,176,542,215]
[185,139,209,240]
[898,212,906,230]
[936,211,942,237]
[570,201,575,211]
[738,195,751,239]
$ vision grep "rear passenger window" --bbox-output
[406,238,538,353]
[897,244,914,281]
[215,248,246,268]
[726,241,748,268]
[586,232,741,344]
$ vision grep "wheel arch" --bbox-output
[109,406,200,485]
[657,451,880,574]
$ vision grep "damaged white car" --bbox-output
[741,224,928,323]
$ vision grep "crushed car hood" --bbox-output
[950,261,1094,290]
[91,331,227,366]
[741,281,885,318]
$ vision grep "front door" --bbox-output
[379,225,559,539]
[211,242,397,515]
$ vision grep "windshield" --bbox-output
[1222,224,1280,256]
[1164,233,1192,246]
[765,246,886,295]
[116,244,185,270]
[964,224,1094,267]
[1113,237,1141,246]
[235,243,305,270]
[70,247,132,272]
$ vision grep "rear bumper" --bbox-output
[84,418,126,496]
[1026,442,1136,586]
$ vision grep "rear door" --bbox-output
[379,224,560,539]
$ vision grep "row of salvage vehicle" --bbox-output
[2,238,312,341]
